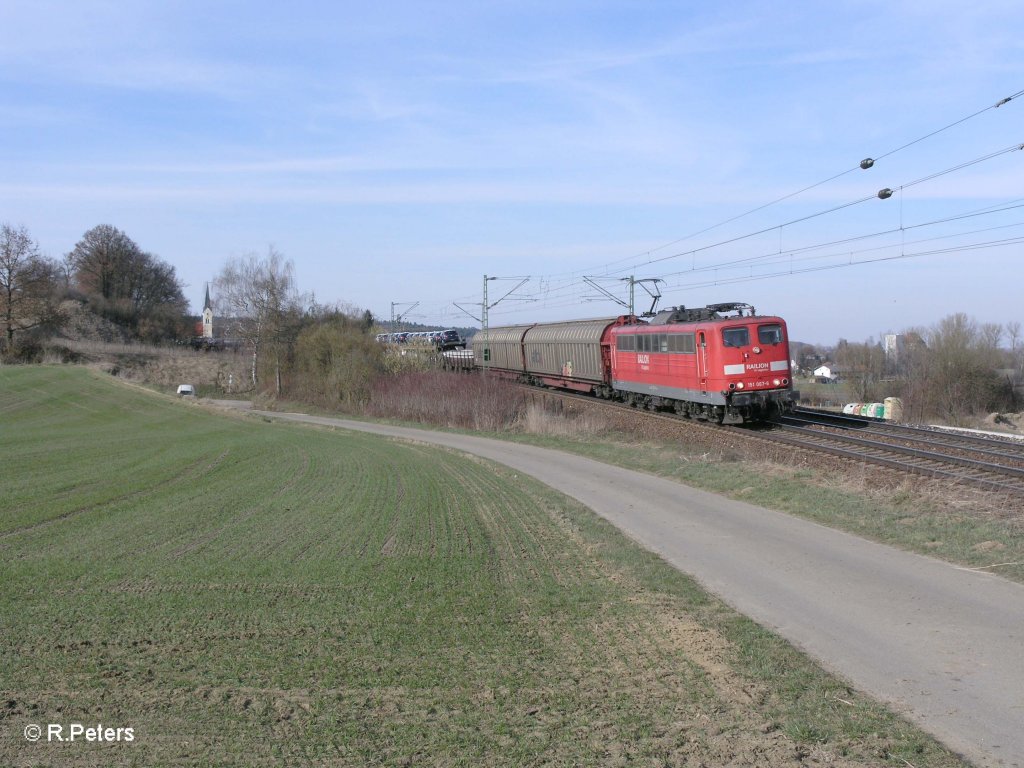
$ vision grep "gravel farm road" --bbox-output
[229,405,1024,767]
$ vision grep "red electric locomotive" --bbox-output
[472,302,795,424]
[608,303,795,423]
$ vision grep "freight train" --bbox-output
[466,302,796,424]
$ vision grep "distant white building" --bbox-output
[813,364,835,381]
[884,334,903,362]
[884,332,926,366]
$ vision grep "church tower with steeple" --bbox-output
[202,284,214,339]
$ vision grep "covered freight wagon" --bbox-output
[472,316,634,394]
[472,324,533,371]
[520,317,620,391]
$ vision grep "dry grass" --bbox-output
[365,370,525,430]
[366,374,614,438]
[43,338,252,395]
[514,402,611,438]
[50,338,205,358]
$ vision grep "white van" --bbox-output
[176,384,196,397]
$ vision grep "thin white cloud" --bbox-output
[2,167,1017,209]
[2,0,1022,344]
[0,180,693,206]
[83,155,460,175]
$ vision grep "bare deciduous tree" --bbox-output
[0,223,59,346]
[834,337,886,401]
[1007,321,1023,378]
[1007,321,1021,352]
[67,224,187,340]
[980,322,1004,353]
[900,313,1015,423]
[214,247,304,390]
[67,224,139,302]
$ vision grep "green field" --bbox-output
[0,367,964,766]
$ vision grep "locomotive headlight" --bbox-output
[773,378,781,386]
[736,382,744,389]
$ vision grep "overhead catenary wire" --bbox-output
[484,138,1024,318]
[404,90,1024,327]
[479,145,1024,323]
[592,141,1024,279]
[870,88,1024,165]
[526,87,1024,282]
[482,207,1024,322]
[667,223,1024,285]
[662,235,1024,293]
[654,200,1024,279]
[480,227,1024,323]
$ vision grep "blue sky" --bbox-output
[2,0,1022,345]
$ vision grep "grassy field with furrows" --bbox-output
[0,367,966,766]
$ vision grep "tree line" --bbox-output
[0,222,387,409]
[3,220,1021,423]
[212,247,384,405]
[805,314,1023,422]
[1,222,189,352]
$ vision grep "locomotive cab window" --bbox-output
[722,327,750,348]
[758,324,783,345]
[616,335,636,352]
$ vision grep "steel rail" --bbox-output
[522,386,1024,496]
[777,424,1024,479]
[759,432,1024,493]
[781,415,1024,466]
[793,407,1024,453]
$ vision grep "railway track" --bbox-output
[524,387,1024,497]
[782,407,1024,491]
[791,406,1024,454]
